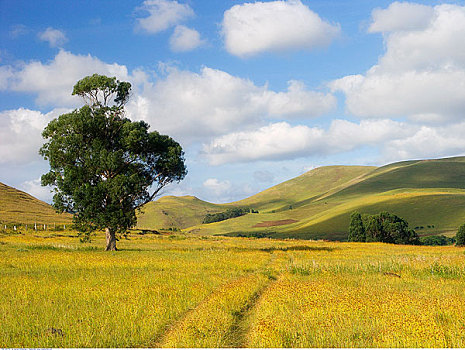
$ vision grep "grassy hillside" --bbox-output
[144,157,465,239]
[137,166,374,230]
[0,182,71,225]
[233,165,375,212]
[137,195,228,230]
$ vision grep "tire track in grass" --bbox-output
[225,251,289,347]
[154,252,286,348]
[223,272,277,347]
[153,273,269,347]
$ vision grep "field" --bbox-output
[1,230,464,348]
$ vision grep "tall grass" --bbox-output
[0,232,464,348]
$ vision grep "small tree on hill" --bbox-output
[40,74,187,251]
[456,224,465,246]
[348,212,365,242]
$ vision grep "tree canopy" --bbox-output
[40,74,187,250]
[456,224,465,246]
[348,211,419,245]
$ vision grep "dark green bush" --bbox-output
[347,211,419,245]
[456,224,465,246]
[203,207,251,224]
[420,235,455,246]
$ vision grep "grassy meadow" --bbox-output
[1,230,464,348]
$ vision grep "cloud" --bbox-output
[1,50,130,107]
[38,27,68,47]
[260,80,336,118]
[169,25,205,52]
[368,2,434,33]
[0,108,66,165]
[1,50,334,145]
[127,66,335,143]
[222,0,340,58]
[202,178,232,197]
[136,0,194,34]
[9,24,29,38]
[20,177,53,203]
[383,123,465,162]
[331,4,465,123]
[202,119,412,165]
[203,122,324,165]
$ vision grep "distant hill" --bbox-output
[137,195,228,230]
[139,156,465,240]
[0,182,71,225]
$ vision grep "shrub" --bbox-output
[348,211,419,245]
[348,212,365,242]
[456,224,465,246]
[420,235,455,246]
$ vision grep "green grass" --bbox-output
[136,195,227,230]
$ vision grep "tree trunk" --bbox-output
[105,228,117,251]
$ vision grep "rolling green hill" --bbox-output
[0,182,71,225]
[139,157,465,239]
[137,195,228,230]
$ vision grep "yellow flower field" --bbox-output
[0,231,464,347]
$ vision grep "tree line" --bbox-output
[202,207,258,224]
[348,211,465,246]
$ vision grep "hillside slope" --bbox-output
[137,195,228,230]
[140,156,465,239]
[136,165,375,230]
[0,182,71,225]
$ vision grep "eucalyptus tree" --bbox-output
[40,74,187,250]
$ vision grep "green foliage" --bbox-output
[347,211,419,245]
[456,224,465,246]
[348,212,365,242]
[203,207,251,224]
[419,235,455,246]
[40,74,187,245]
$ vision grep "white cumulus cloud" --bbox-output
[331,3,465,123]
[20,177,53,203]
[38,27,68,47]
[136,0,194,34]
[202,119,413,165]
[222,0,340,58]
[1,50,130,107]
[169,25,205,52]
[0,108,67,165]
[202,178,232,197]
[383,123,465,162]
[368,2,434,33]
[126,66,335,143]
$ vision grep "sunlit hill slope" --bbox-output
[137,157,465,240]
[0,182,71,225]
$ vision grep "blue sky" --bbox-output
[1,0,465,203]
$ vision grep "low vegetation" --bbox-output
[456,224,465,246]
[420,235,456,246]
[348,211,419,245]
[202,207,256,224]
[1,230,464,348]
